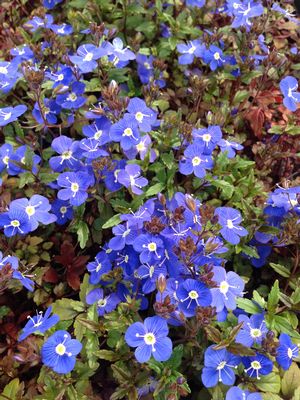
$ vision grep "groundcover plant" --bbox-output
[0,0,300,399]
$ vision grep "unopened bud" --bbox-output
[156,273,166,293]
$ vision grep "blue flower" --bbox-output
[202,45,226,71]
[79,138,108,160]
[177,39,204,65]
[0,252,18,271]
[186,0,205,7]
[0,105,27,126]
[82,117,111,145]
[24,14,53,32]
[41,330,82,374]
[192,125,223,154]
[125,316,172,363]
[243,353,273,379]
[56,82,86,110]
[12,270,34,291]
[32,98,61,125]
[226,386,262,400]
[9,195,57,231]
[136,54,165,88]
[235,314,268,347]
[47,66,73,88]
[43,0,63,9]
[215,207,248,244]
[0,208,31,237]
[210,266,245,312]
[276,333,299,370]
[117,164,148,195]
[201,346,240,387]
[218,139,243,158]
[0,143,14,173]
[50,135,82,172]
[279,76,300,112]
[51,199,74,225]
[107,37,135,66]
[50,23,73,36]
[19,306,59,341]
[7,145,41,176]
[57,171,90,206]
[110,116,140,150]
[86,288,120,316]
[179,143,213,178]
[87,251,112,284]
[176,279,212,317]
[230,1,264,30]
[133,234,164,264]
[137,262,167,294]
[10,45,34,61]
[126,98,157,133]
[109,223,137,251]
[69,44,107,73]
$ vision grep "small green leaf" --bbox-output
[267,280,280,312]
[269,263,290,278]
[0,378,22,400]
[255,372,281,393]
[52,299,85,320]
[282,363,300,398]
[102,214,121,229]
[145,183,165,197]
[236,298,262,314]
[233,90,249,105]
[77,221,89,249]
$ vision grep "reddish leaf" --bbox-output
[245,107,265,138]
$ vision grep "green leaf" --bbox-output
[236,298,262,314]
[164,345,183,370]
[255,372,281,393]
[292,386,300,400]
[96,349,119,361]
[102,214,121,229]
[77,221,89,249]
[39,172,59,184]
[233,90,249,105]
[282,363,300,398]
[161,152,174,169]
[0,378,22,400]
[211,180,234,199]
[267,280,280,312]
[52,299,85,320]
[269,263,290,278]
[145,183,165,197]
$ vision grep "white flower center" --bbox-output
[57,74,64,81]
[11,220,20,227]
[148,242,157,252]
[219,281,229,294]
[83,52,93,62]
[0,67,8,74]
[55,343,66,356]
[227,219,234,229]
[202,133,211,142]
[192,156,201,166]
[288,348,293,358]
[94,130,102,139]
[60,206,67,214]
[189,290,199,299]
[251,360,261,370]
[135,112,144,122]
[123,128,133,136]
[214,52,220,60]
[26,206,35,216]
[144,332,156,345]
[250,328,262,338]
[71,183,79,193]
[62,150,72,160]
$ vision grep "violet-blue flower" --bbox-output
[0,105,27,127]
[117,164,148,195]
[57,171,90,206]
[243,353,273,379]
[276,333,299,370]
[235,314,268,347]
[215,207,248,245]
[125,316,172,363]
[19,306,60,341]
[279,76,300,112]
[176,278,212,317]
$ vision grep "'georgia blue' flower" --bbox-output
[0,105,27,126]
[0,252,18,271]
[108,223,137,251]
[87,251,112,284]
[9,195,57,231]
[230,1,264,31]
[69,44,107,73]
[279,76,300,112]
[177,39,204,65]
[82,117,111,145]
[86,288,120,316]
[125,316,172,363]
[276,333,299,370]
[126,98,157,133]
[192,125,223,154]
[210,266,245,312]
[51,199,73,225]
[201,346,240,387]
[32,98,61,125]
[50,135,82,172]
[176,279,212,317]
[218,139,243,158]
[0,208,31,237]
[117,164,148,195]
[133,233,164,264]
[43,0,63,9]
[57,171,90,206]
[186,0,205,8]
[41,330,82,374]
[50,23,73,36]
[226,386,262,400]
[243,353,273,379]
[110,115,140,150]
[19,306,60,341]
[235,314,268,347]
[202,45,226,71]
[179,143,213,178]
[12,270,35,291]
[215,207,248,245]
[56,81,86,110]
